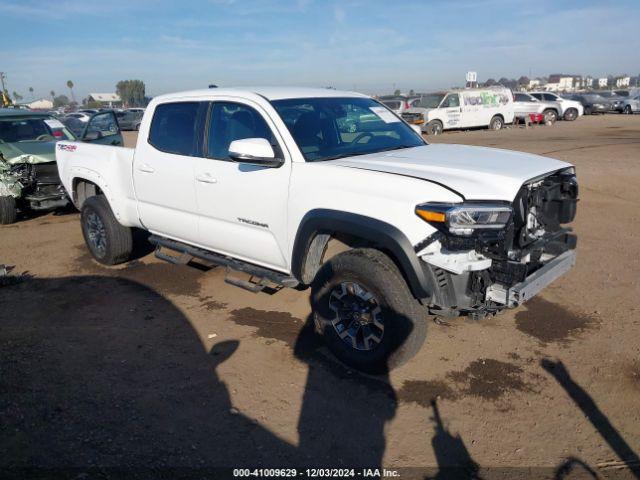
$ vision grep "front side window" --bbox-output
[86,112,119,137]
[543,93,558,101]
[207,102,277,160]
[271,97,424,162]
[148,102,201,156]
[441,94,460,108]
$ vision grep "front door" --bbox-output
[82,111,123,146]
[193,100,291,271]
[439,93,462,129]
[132,101,205,243]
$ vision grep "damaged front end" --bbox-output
[415,168,578,318]
[0,153,69,211]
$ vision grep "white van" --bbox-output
[401,87,515,135]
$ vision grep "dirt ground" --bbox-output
[1,115,639,478]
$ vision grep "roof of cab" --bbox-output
[0,108,52,118]
[152,87,369,103]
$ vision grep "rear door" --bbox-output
[132,101,206,242]
[193,100,291,270]
[439,93,462,129]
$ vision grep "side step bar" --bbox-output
[149,235,299,291]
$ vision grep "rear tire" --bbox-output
[625,105,633,115]
[80,195,132,265]
[489,115,504,131]
[311,248,427,373]
[584,106,592,116]
[564,108,578,121]
[0,196,17,225]
[425,120,443,136]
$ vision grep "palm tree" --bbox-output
[28,86,34,100]
[66,80,75,103]
[50,90,55,101]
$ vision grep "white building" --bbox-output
[528,79,541,89]
[598,78,608,88]
[88,93,122,107]
[27,98,54,110]
[615,76,630,88]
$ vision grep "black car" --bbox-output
[566,94,610,115]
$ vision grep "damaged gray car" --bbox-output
[0,109,123,224]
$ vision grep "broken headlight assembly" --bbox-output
[415,202,512,236]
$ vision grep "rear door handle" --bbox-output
[138,163,155,173]
[196,173,217,184]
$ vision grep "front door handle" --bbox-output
[138,163,155,173]
[196,173,218,184]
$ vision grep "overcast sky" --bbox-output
[2,0,639,100]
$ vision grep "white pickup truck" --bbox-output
[56,87,578,372]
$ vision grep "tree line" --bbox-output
[10,79,147,108]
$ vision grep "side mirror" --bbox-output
[411,124,423,135]
[83,130,102,141]
[228,138,283,167]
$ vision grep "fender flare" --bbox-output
[291,209,432,299]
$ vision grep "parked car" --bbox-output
[564,93,610,115]
[530,92,583,120]
[56,87,578,372]
[402,87,515,135]
[77,109,99,115]
[126,107,146,114]
[622,95,640,114]
[594,91,626,113]
[512,92,558,124]
[378,96,420,115]
[0,109,123,224]
[116,110,143,131]
[64,112,92,123]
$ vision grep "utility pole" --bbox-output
[0,72,6,92]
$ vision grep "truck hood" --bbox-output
[0,141,56,164]
[328,144,572,201]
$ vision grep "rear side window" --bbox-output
[514,93,530,102]
[149,102,201,156]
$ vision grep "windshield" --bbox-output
[0,116,75,143]
[416,94,445,109]
[271,97,424,162]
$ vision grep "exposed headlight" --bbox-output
[415,202,512,236]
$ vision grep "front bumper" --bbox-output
[485,250,576,307]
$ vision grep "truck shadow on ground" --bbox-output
[0,274,401,471]
[1,274,636,478]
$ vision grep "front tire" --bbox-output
[625,105,633,115]
[564,108,578,121]
[311,248,427,373]
[584,106,592,116]
[80,195,132,265]
[425,120,443,136]
[489,115,504,131]
[0,196,17,225]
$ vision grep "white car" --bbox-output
[378,96,420,115]
[402,87,515,135]
[513,92,560,124]
[530,92,583,121]
[56,87,578,372]
[622,95,640,114]
[63,112,92,123]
